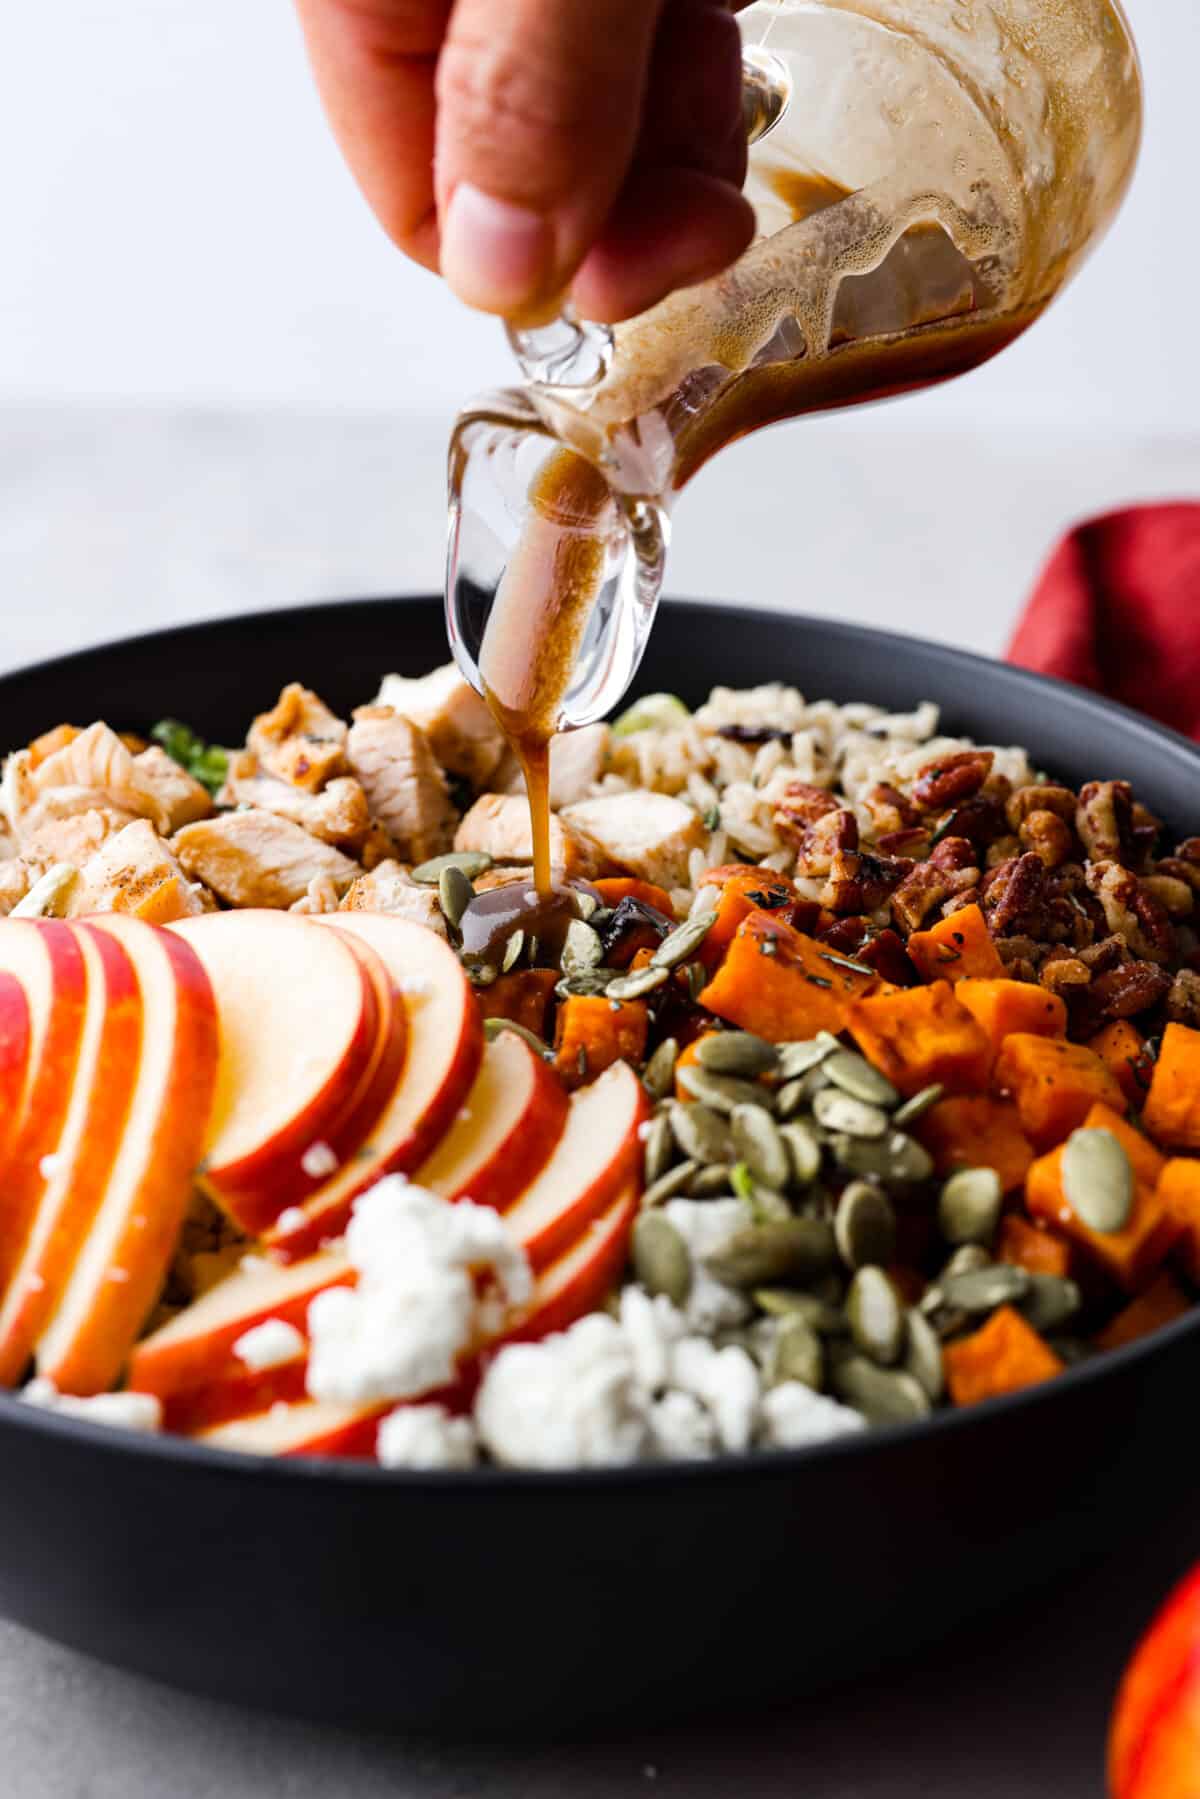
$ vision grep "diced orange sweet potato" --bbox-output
[1087,1020,1149,1111]
[993,1034,1124,1152]
[592,878,677,919]
[1157,1158,1200,1284]
[1079,1102,1166,1191]
[955,979,1067,1061]
[1143,1022,1200,1152]
[845,981,991,1098]
[917,1095,1034,1194]
[996,1213,1073,1278]
[1094,1271,1193,1353]
[554,995,648,1090]
[1025,1139,1180,1292]
[695,867,801,971]
[907,905,1004,985]
[944,1306,1064,1407]
[475,969,558,1039]
[699,911,873,1042]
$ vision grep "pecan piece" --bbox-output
[861,783,916,834]
[932,798,1006,853]
[982,852,1048,938]
[1006,784,1077,831]
[986,834,1022,869]
[1076,781,1135,866]
[1038,953,1091,996]
[876,827,932,858]
[928,834,978,873]
[791,807,859,877]
[911,751,994,813]
[1166,969,1200,1028]
[1141,872,1195,919]
[1018,809,1074,870]
[821,849,913,915]
[1085,861,1175,965]
[1155,857,1200,898]
[1073,960,1172,1037]
[774,782,839,840]
[890,860,978,933]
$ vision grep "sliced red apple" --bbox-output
[415,1027,567,1202]
[0,921,88,1301]
[35,915,219,1395]
[185,1184,638,1459]
[169,911,379,1232]
[0,924,142,1385]
[263,914,482,1261]
[0,972,31,1179]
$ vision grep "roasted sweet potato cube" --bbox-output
[907,905,1004,984]
[1087,1020,1150,1111]
[845,981,991,1098]
[1025,1140,1179,1292]
[917,1095,1034,1194]
[1157,1158,1200,1284]
[1094,1271,1193,1353]
[695,869,802,973]
[944,1306,1064,1406]
[592,877,677,919]
[1143,1023,1200,1152]
[996,1213,1073,1278]
[554,995,648,1090]
[993,1034,1124,1151]
[699,912,873,1042]
[955,979,1067,1061]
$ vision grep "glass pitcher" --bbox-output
[446,0,1143,739]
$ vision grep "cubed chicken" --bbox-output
[131,745,215,831]
[375,663,506,788]
[247,683,348,792]
[219,754,370,851]
[339,860,448,936]
[67,819,206,924]
[0,862,29,916]
[494,723,611,809]
[454,794,607,880]
[346,708,457,864]
[173,809,359,909]
[561,792,706,889]
[19,807,128,879]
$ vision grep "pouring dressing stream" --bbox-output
[445,0,1142,938]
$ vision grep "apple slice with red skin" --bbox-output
[0,972,31,1179]
[262,914,483,1261]
[169,911,380,1233]
[0,921,88,1300]
[35,915,219,1395]
[1110,1565,1200,1798]
[0,925,143,1385]
[187,1183,638,1458]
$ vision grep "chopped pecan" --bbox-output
[1079,934,1132,976]
[980,772,1014,809]
[861,783,916,834]
[876,827,932,858]
[986,834,1022,869]
[932,798,1006,852]
[982,852,1048,938]
[1076,781,1135,866]
[1130,803,1164,868]
[911,751,994,813]
[1141,872,1195,919]
[1085,861,1175,966]
[941,888,982,919]
[891,860,978,933]
[821,850,913,915]
[995,938,1041,984]
[1039,953,1091,995]
[1006,784,1077,831]
[1155,857,1200,897]
[1073,959,1172,1037]
[1018,809,1074,870]
[928,835,978,873]
[1166,969,1200,1028]
[1175,838,1200,865]
[774,783,840,838]
[792,808,859,877]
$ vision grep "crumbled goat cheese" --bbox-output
[474,1313,649,1469]
[377,1404,479,1470]
[669,1337,761,1453]
[647,1390,717,1461]
[20,1379,162,1433]
[618,1285,685,1393]
[662,1198,755,1333]
[38,1153,65,1181]
[233,1317,306,1372]
[300,1142,339,1180]
[275,1206,309,1235]
[306,1177,531,1406]
[760,1381,866,1450]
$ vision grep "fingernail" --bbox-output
[441,183,555,315]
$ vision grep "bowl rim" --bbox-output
[2,593,1198,1492]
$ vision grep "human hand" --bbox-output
[293,0,755,324]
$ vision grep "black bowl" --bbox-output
[2,596,1199,1735]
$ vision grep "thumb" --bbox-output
[435,0,664,320]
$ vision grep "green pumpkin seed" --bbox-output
[640,1161,699,1210]
[747,1184,793,1225]
[779,1121,822,1186]
[642,1112,677,1186]
[684,961,709,1002]
[561,919,603,973]
[632,1213,692,1304]
[704,1218,837,1289]
[1061,1128,1134,1235]
[777,1039,838,1081]
[671,1102,733,1166]
[482,1018,548,1056]
[556,969,611,999]
[941,1263,1031,1315]
[808,1269,848,1308]
[903,1308,945,1402]
[731,1105,790,1190]
[754,1290,848,1334]
[940,1244,991,1280]
[1018,1274,1082,1334]
[938,1167,1003,1248]
[697,1032,779,1078]
[833,1356,932,1425]
[606,964,670,1002]
[643,1037,679,1101]
[846,1267,905,1366]
[412,851,493,885]
[690,1163,735,1197]
[651,913,715,970]
[573,890,600,920]
[10,862,80,920]
[501,929,525,973]
[891,1084,945,1130]
[834,1181,897,1271]
[677,1065,772,1115]
[813,1089,889,1140]
[768,1315,825,1391]
[438,864,475,929]
[775,1078,808,1120]
[823,1051,900,1109]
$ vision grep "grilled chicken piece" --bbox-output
[3,723,188,853]
[247,683,348,792]
[346,708,456,864]
[18,808,128,879]
[338,860,448,936]
[0,862,29,915]
[375,663,507,788]
[494,723,610,809]
[131,745,214,831]
[561,792,706,889]
[454,794,607,880]
[173,809,359,909]
[218,753,370,851]
[67,819,207,924]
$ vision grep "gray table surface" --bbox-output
[3,408,1200,1797]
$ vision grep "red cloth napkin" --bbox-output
[1006,503,1200,741]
